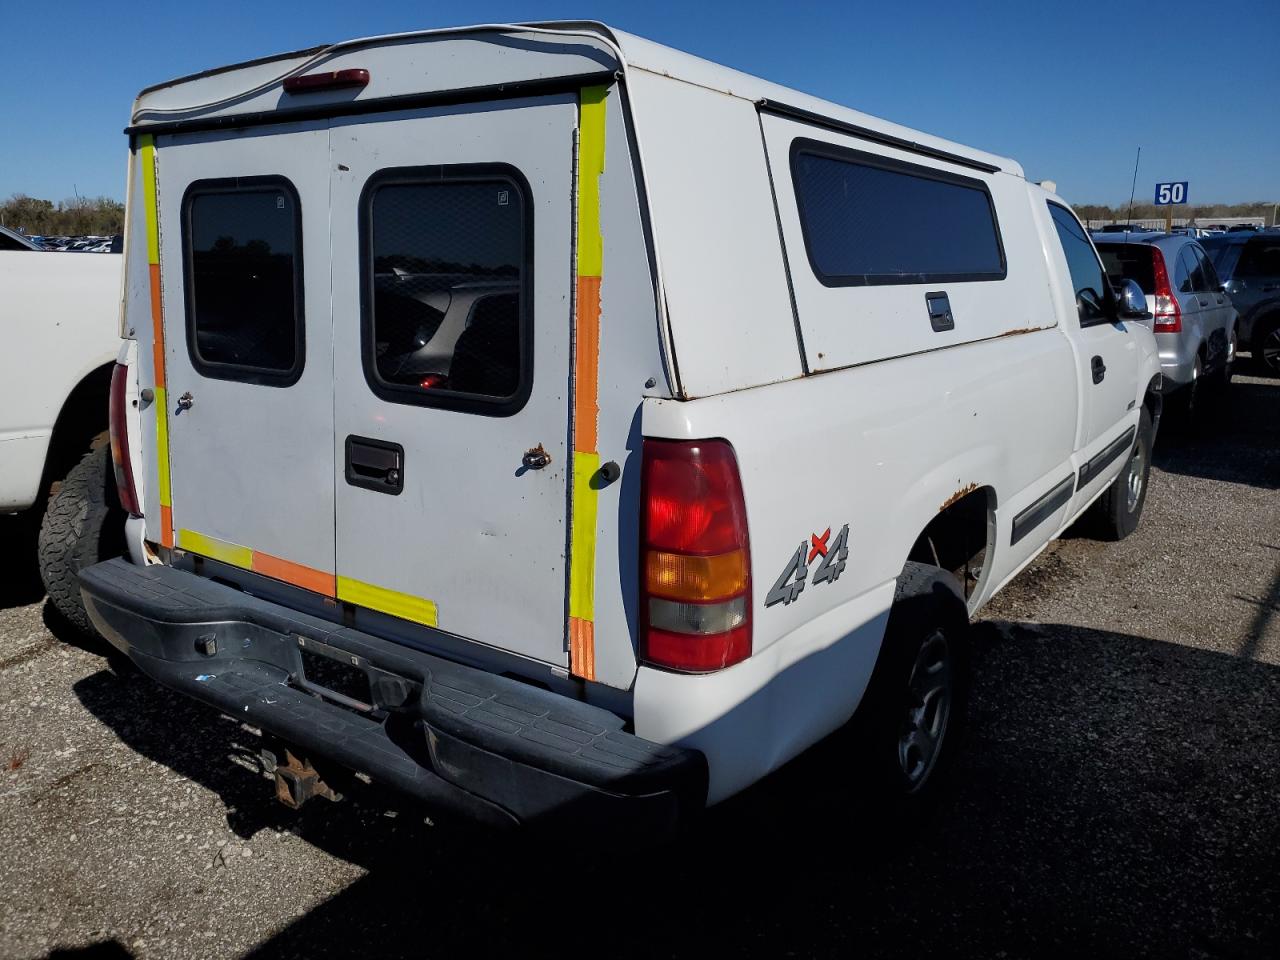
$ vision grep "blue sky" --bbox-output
[3,0,1277,206]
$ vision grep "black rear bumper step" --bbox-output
[79,558,705,829]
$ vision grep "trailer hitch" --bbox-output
[271,749,342,809]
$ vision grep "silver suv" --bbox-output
[1094,232,1237,403]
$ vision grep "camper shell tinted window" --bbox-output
[789,138,1006,287]
[359,164,532,416]
[182,177,304,387]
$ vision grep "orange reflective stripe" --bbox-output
[252,552,337,597]
[160,505,173,547]
[573,275,601,453]
[149,264,165,389]
[569,617,595,681]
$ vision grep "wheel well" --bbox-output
[41,362,114,500]
[905,486,995,604]
[1144,374,1163,432]
[1252,310,1280,348]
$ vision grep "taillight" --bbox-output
[1151,247,1182,333]
[640,439,751,672]
[108,363,141,516]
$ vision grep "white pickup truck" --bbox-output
[83,22,1161,831]
[0,227,126,632]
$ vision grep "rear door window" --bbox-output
[1096,243,1155,294]
[1236,239,1280,278]
[790,140,1005,286]
[1193,246,1221,290]
[1178,246,1207,293]
[360,166,531,414]
[182,178,304,386]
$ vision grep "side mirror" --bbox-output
[1115,278,1152,320]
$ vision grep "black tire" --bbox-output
[1092,405,1153,541]
[37,444,126,636]
[850,561,969,816]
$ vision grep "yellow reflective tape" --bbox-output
[139,134,159,266]
[178,529,252,569]
[576,86,606,278]
[337,576,438,628]
[568,451,600,623]
[153,386,171,507]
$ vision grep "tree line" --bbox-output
[1072,200,1276,224]
[1,194,125,236]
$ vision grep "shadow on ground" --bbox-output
[74,620,1280,959]
[1153,371,1280,489]
[0,512,44,610]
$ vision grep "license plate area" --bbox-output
[295,635,373,712]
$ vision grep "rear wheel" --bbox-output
[850,562,969,815]
[1092,405,1153,541]
[1256,317,1280,376]
[38,444,126,636]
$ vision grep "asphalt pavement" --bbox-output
[1,369,1277,960]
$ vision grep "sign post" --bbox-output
[1154,181,1189,232]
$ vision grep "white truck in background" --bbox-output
[0,225,126,631]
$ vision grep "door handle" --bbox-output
[1197,298,1209,307]
[345,436,404,495]
[1091,355,1106,384]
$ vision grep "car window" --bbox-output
[1236,240,1280,279]
[1047,202,1110,324]
[361,166,530,414]
[1174,246,1193,293]
[1192,246,1220,291]
[1178,246,1207,293]
[0,232,34,251]
[1096,243,1155,294]
[790,139,1005,286]
[183,178,304,386]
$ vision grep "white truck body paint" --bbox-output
[0,249,122,512]
[120,22,1161,805]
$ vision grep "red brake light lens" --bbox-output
[108,362,141,517]
[1150,247,1182,333]
[640,439,751,672]
[283,68,370,94]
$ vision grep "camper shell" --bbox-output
[87,22,1160,826]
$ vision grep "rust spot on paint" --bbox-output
[996,326,1048,338]
[940,482,979,512]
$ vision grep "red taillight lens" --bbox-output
[283,68,370,94]
[108,363,141,517]
[640,439,751,672]
[1150,247,1182,333]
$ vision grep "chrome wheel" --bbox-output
[897,629,952,792]
[1263,326,1280,374]
[1125,437,1146,513]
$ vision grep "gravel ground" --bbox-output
[1,371,1277,960]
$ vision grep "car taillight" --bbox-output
[108,362,141,517]
[640,438,751,672]
[1151,247,1182,333]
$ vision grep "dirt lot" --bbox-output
[1,372,1277,960]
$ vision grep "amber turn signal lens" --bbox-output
[645,549,748,602]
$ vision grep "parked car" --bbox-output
[83,21,1161,832]
[1,228,128,632]
[1094,233,1237,407]
[0,225,46,251]
[1203,232,1280,374]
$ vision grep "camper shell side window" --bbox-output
[358,164,533,417]
[181,176,305,387]
[788,138,1006,288]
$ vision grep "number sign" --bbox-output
[1154,182,1189,205]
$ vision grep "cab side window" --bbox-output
[1047,202,1110,325]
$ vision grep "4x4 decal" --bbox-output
[765,524,850,607]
